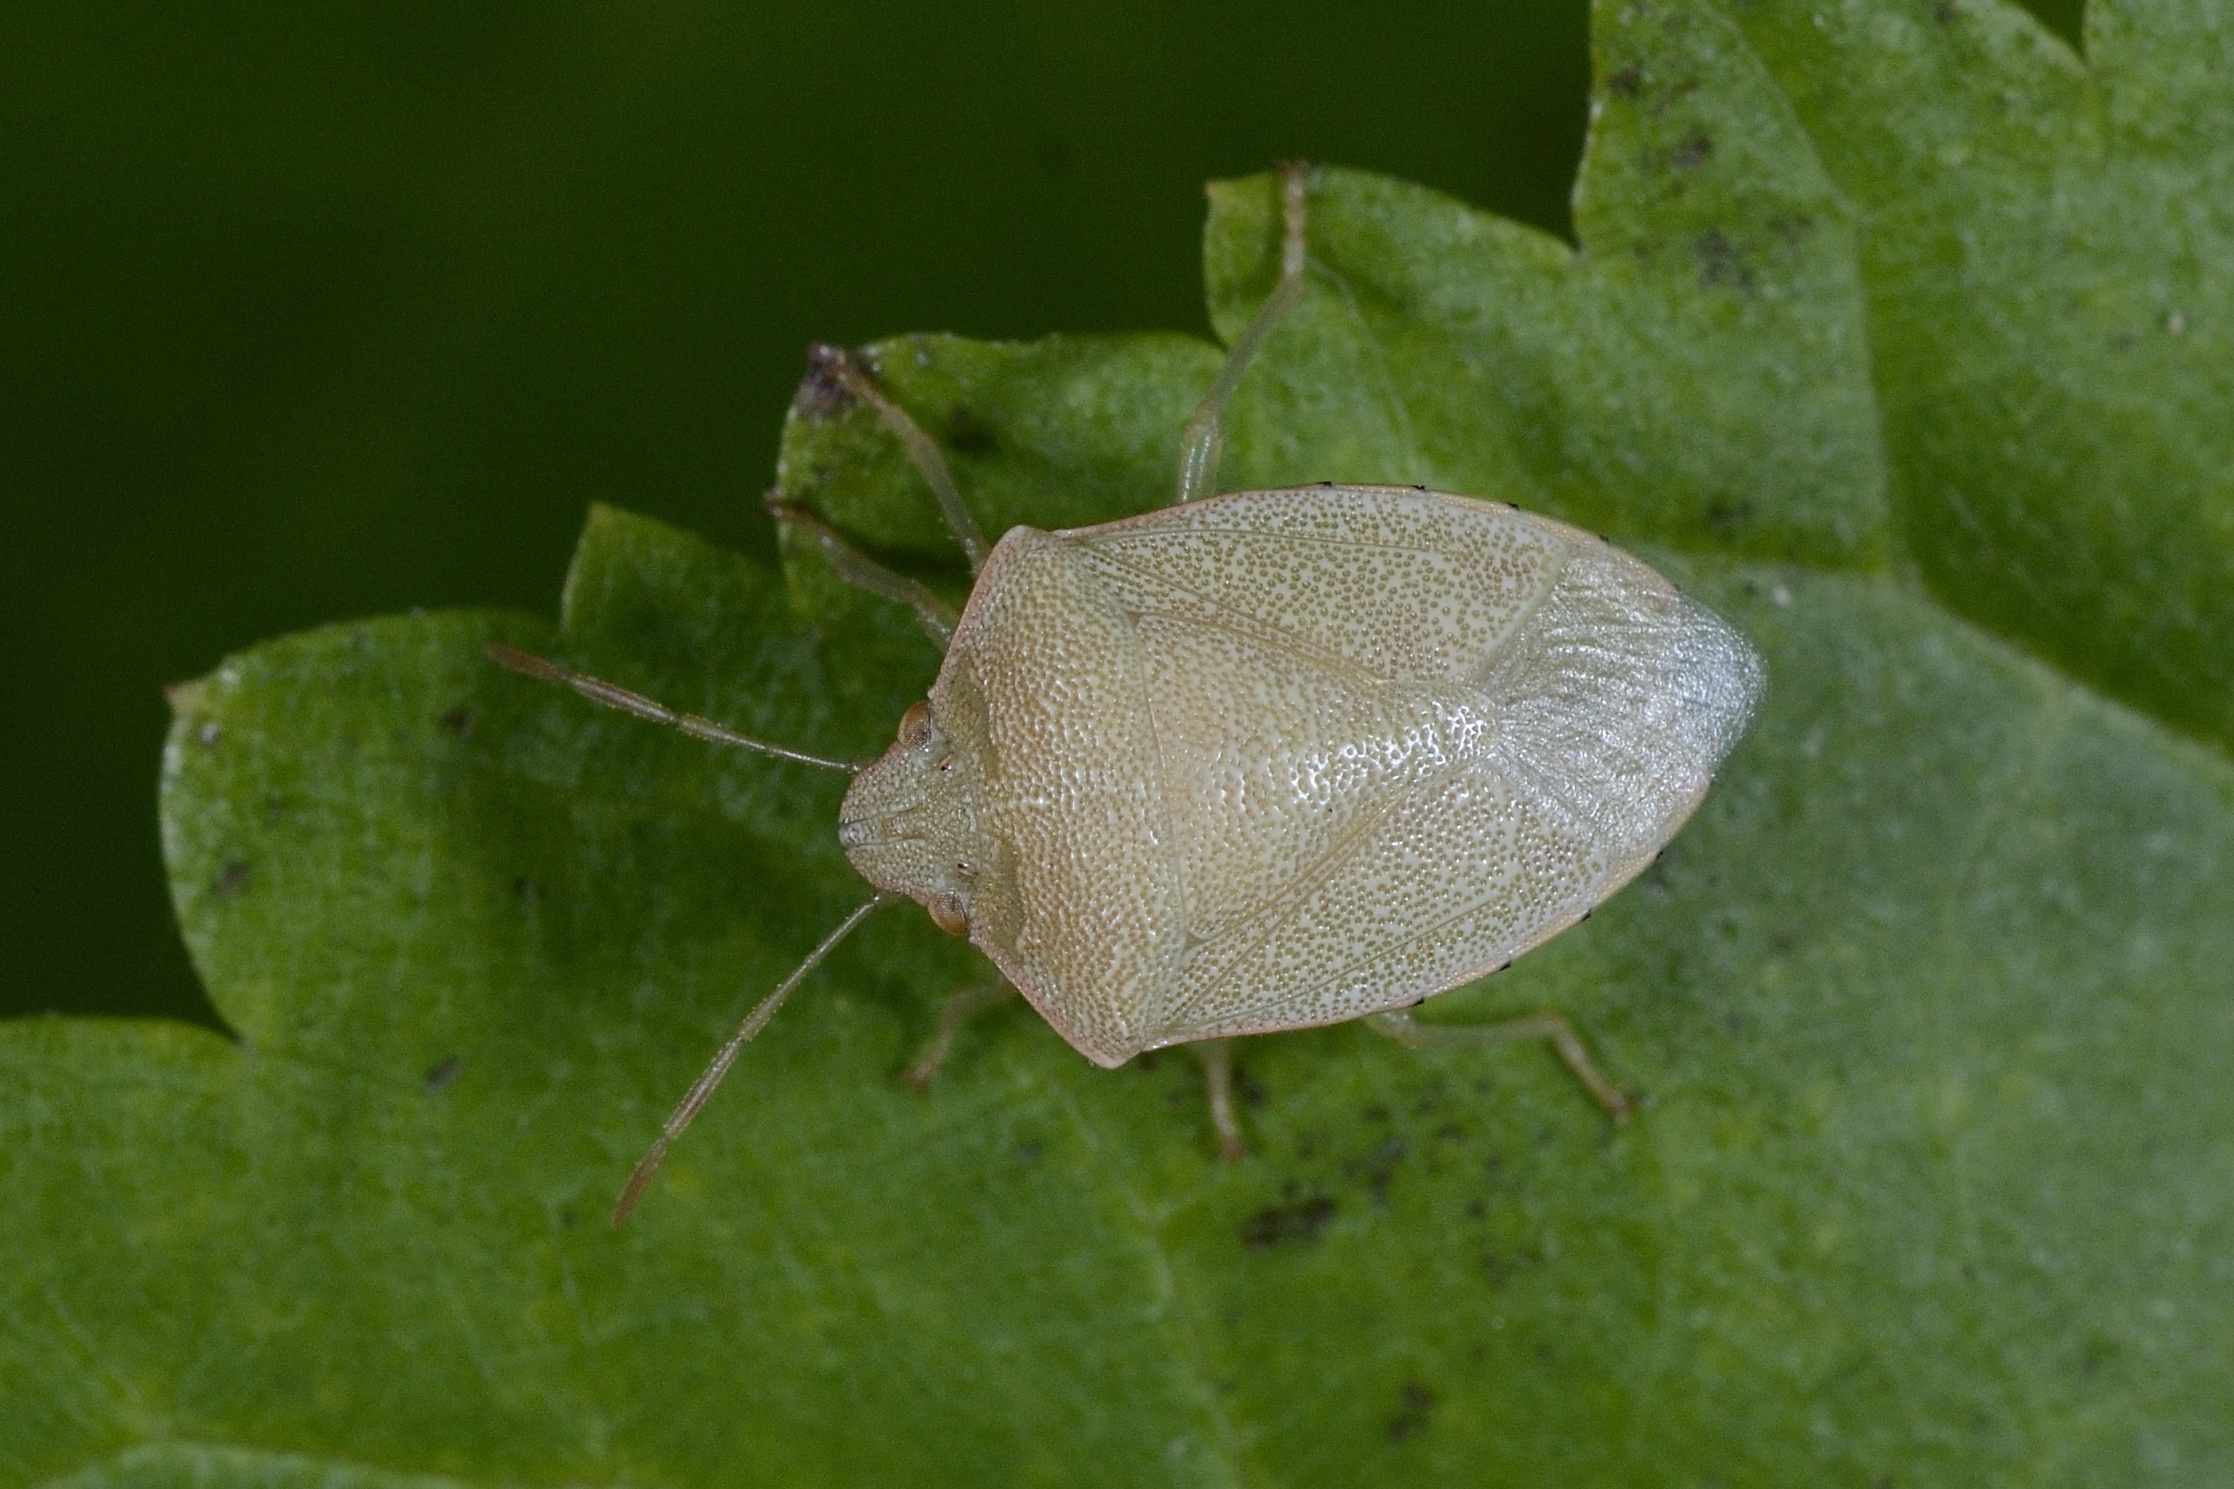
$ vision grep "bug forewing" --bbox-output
[941,486,1761,1064]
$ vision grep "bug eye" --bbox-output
[927,894,968,937]
[897,700,931,745]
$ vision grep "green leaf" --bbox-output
[11,2,2231,1484]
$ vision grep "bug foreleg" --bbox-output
[900,980,1014,1091]
[1367,1009,1634,1125]
[804,343,990,572]
[1174,160,1312,505]
[766,495,960,646]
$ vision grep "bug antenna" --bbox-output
[611,893,895,1227]
[485,642,865,772]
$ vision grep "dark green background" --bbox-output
[5,0,2078,1028]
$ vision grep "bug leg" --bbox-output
[766,494,960,647]
[1191,1039,1249,1162]
[1175,160,1312,505]
[1367,1009,1634,1126]
[900,980,1012,1091]
[805,342,990,573]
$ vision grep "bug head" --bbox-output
[839,698,993,938]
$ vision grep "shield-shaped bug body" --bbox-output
[493,164,1764,1222]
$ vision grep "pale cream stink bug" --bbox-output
[492,164,1764,1224]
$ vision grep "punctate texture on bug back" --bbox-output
[841,484,1763,1067]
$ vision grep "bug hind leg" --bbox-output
[1175,160,1313,506]
[1367,1009,1635,1125]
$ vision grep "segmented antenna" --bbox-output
[611,894,893,1226]
[485,642,863,772]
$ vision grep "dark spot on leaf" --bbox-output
[1931,0,1956,22]
[1345,1135,1407,1205]
[1707,497,1755,533]
[1014,1137,1043,1165]
[1433,1120,1466,1144]
[1363,1101,1391,1124]
[437,705,474,737]
[215,860,251,898]
[792,343,858,420]
[512,876,540,903]
[424,1057,461,1093]
[1608,64,1643,99]
[1695,229,1757,294]
[1386,1379,1437,1442]
[1670,129,1714,171]
[1237,1062,1266,1109]
[2078,1333,2116,1377]
[1239,1194,1337,1250]
[944,407,995,456]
